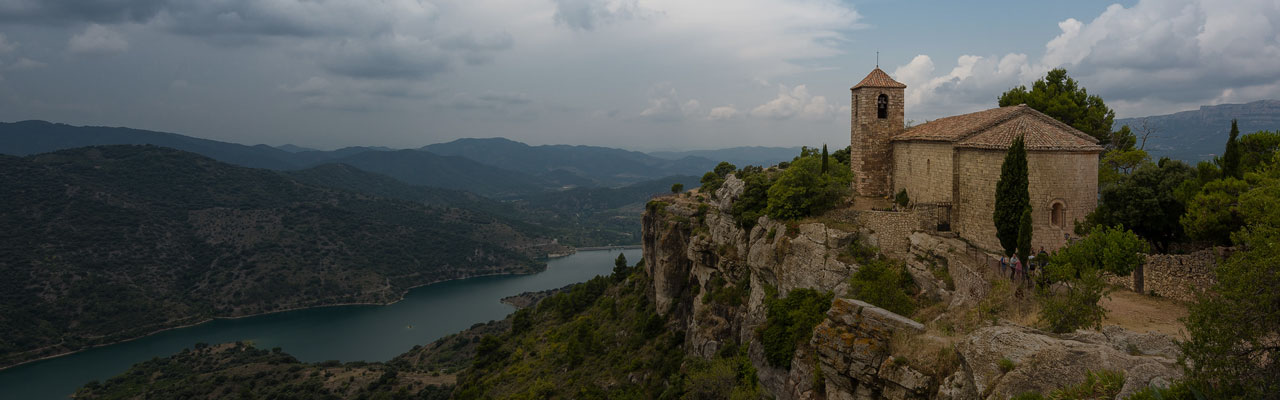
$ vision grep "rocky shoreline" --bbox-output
[498,284,574,309]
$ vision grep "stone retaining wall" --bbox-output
[833,209,927,256]
[1108,247,1226,302]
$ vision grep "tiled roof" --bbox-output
[893,104,1103,152]
[852,68,907,89]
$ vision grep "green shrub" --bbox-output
[1011,392,1046,400]
[847,259,916,316]
[765,152,851,220]
[671,183,684,193]
[701,273,750,307]
[1036,269,1107,333]
[699,161,737,196]
[759,287,834,368]
[730,167,774,229]
[841,234,879,265]
[1049,370,1124,399]
[894,189,910,208]
[998,358,1016,373]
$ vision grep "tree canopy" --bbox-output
[765,153,851,219]
[998,68,1116,146]
[1181,153,1280,398]
[1084,159,1196,252]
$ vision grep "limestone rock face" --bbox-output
[641,196,1186,400]
[642,201,695,314]
[811,299,930,400]
[958,324,1183,399]
[714,174,746,212]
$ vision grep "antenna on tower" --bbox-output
[876,51,879,68]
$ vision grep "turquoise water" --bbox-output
[0,248,641,399]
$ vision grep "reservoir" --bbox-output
[0,248,641,399]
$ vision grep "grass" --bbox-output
[887,330,961,379]
[998,358,1016,373]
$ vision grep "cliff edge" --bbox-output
[642,175,1183,399]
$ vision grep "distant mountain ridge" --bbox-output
[648,146,804,169]
[1115,100,1280,162]
[422,137,716,187]
[0,120,767,195]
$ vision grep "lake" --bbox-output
[0,248,642,399]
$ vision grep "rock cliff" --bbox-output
[641,177,1184,399]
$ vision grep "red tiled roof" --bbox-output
[892,104,1102,152]
[852,68,907,89]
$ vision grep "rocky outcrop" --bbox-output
[641,191,1186,399]
[959,324,1182,399]
[813,299,931,400]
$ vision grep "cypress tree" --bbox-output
[1222,119,1242,178]
[821,144,829,174]
[994,135,1030,257]
[1017,208,1033,264]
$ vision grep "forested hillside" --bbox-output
[423,137,716,187]
[0,145,562,369]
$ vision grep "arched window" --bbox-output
[1050,202,1066,228]
[876,94,888,119]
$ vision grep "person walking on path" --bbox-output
[1011,255,1022,282]
[1000,256,1008,276]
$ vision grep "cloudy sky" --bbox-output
[1,0,1278,150]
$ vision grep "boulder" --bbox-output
[958,324,1183,399]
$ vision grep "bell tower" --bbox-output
[850,67,906,197]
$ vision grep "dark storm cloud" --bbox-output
[0,0,167,24]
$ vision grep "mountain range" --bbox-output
[1115,99,1280,162]
[0,121,768,195]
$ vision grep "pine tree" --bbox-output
[994,135,1030,257]
[820,144,829,174]
[1222,119,1242,178]
[612,253,628,278]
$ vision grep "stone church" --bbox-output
[849,68,1102,252]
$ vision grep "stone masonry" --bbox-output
[891,141,954,205]
[953,149,1098,253]
[850,70,905,198]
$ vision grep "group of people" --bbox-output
[1000,247,1049,286]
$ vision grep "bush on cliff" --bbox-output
[730,166,773,229]
[759,287,834,368]
[699,161,737,196]
[847,258,917,316]
[765,152,851,220]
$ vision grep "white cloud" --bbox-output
[640,84,701,121]
[893,0,1280,119]
[8,57,45,70]
[708,106,740,121]
[68,24,129,55]
[750,84,837,120]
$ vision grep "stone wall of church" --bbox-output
[891,141,954,204]
[850,87,903,198]
[952,149,1099,253]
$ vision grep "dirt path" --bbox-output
[1101,289,1189,339]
